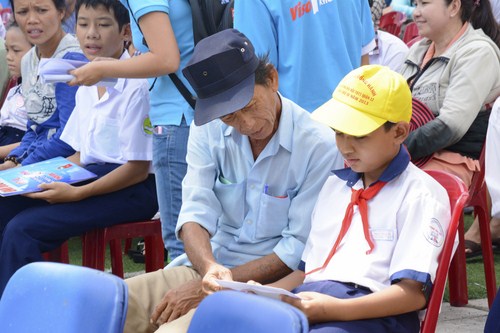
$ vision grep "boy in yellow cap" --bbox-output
[270,65,452,332]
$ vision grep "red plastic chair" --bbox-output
[406,35,423,47]
[42,241,69,263]
[403,21,420,45]
[0,77,18,108]
[82,219,165,278]
[420,170,469,333]
[447,146,497,308]
[41,219,164,278]
[379,11,407,37]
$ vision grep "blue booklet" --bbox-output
[0,157,97,197]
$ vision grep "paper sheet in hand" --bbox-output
[0,157,97,196]
[38,58,117,87]
[214,279,300,300]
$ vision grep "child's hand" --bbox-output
[282,291,341,324]
[24,182,83,203]
[0,160,17,171]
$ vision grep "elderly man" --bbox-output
[124,29,342,333]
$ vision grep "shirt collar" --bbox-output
[333,144,410,188]
[106,50,129,93]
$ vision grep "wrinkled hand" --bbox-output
[24,182,83,203]
[150,279,205,327]
[282,291,340,324]
[202,263,233,294]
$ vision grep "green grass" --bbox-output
[67,237,149,274]
[449,213,500,301]
[65,214,499,300]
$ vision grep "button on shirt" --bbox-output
[302,147,452,293]
[61,52,152,165]
[168,95,343,270]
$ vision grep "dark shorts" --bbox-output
[292,280,420,333]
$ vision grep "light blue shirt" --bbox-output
[168,95,343,270]
[121,0,194,126]
[390,0,415,17]
[234,0,375,112]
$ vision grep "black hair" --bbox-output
[446,0,500,48]
[5,21,33,85]
[254,53,275,87]
[383,121,397,131]
[75,0,130,30]
[10,0,66,14]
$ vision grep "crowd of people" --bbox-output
[0,0,499,332]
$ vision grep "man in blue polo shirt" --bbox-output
[123,29,342,333]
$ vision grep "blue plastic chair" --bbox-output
[0,262,128,333]
[187,290,309,333]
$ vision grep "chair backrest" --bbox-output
[379,11,407,36]
[187,290,309,333]
[403,21,420,45]
[420,170,469,333]
[0,262,128,333]
[0,76,18,108]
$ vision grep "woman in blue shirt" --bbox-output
[69,0,194,261]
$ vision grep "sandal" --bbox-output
[492,238,500,253]
[464,240,483,259]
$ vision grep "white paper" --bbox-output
[37,58,117,87]
[214,279,300,300]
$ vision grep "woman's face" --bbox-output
[12,0,64,54]
[413,0,459,40]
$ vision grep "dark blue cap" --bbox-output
[182,29,259,126]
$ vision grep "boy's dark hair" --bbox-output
[383,122,396,131]
[75,0,130,31]
[10,0,66,15]
[254,54,275,87]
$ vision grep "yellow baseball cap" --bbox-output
[311,65,412,136]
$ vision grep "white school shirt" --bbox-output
[486,98,500,218]
[369,30,409,72]
[61,52,152,166]
[303,159,451,293]
[0,85,27,132]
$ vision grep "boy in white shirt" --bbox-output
[0,0,158,297]
[268,65,451,332]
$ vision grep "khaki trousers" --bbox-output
[124,266,200,333]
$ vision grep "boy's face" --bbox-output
[334,122,409,186]
[76,4,128,61]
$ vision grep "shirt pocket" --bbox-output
[92,116,120,159]
[255,189,296,240]
[213,175,245,233]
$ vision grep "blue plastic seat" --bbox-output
[0,262,128,333]
[187,290,308,333]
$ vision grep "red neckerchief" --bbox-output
[306,181,387,275]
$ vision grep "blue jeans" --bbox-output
[153,119,189,260]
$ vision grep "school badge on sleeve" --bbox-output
[424,218,445,247]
